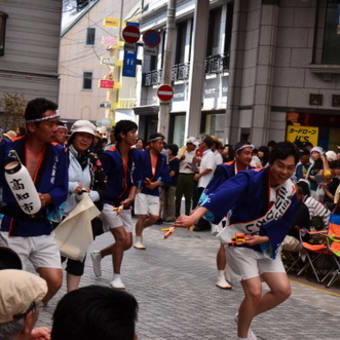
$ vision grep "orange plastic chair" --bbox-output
[321,214,340,287]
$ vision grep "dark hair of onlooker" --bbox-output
[269,141,299,165]
[303,142,313,149]
[296,181,311,197]
[24,98,58,123]
[114,120,138,143]
[300,148,310,157]
[148,132,165,144]
[224,144,234,162]
[267,140,277,148]
[136,137,145,148]
[202,135,214,148]
[16,126,26,137]
[51,286,138,340]
[167,144,178,156]
[258,146,270,167]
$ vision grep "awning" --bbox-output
[133,105,159,116]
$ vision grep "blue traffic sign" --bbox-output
[143,29,161,48]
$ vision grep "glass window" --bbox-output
[223,3,234,68]
[206,7,222,56]
[175,21,187,64]
[322,0,340,64]
[86,27,96,45]
[204,112,225,141]
[82,72,93,90]
[173,115,186,147]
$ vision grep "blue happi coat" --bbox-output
[0,137,68,237]
[140,150,171,197]
[201,167,299,258]
[100,146,144,206]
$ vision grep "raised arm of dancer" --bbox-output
[175,206,208,228]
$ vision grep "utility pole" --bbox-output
[157,0,176,138]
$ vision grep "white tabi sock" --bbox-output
[218,270,225,280]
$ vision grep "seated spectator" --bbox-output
[297,181,331,228]
[51,286,138,340]
[294,148,311,182]
[307,146,323,197]
[0,270,48,340]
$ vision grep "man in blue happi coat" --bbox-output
[91,120,143,289]
[176,142,300,340]
[0,98,68,303]
[133,133,170,250]
[203,142,254,290]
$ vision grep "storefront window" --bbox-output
[204,112,225,141]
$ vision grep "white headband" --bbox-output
[149,136,164,143]
[235,144,255,152]
[26,111,60,123]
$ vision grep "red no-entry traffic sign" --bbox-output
[157,84,174,102]
[122,25,140,44]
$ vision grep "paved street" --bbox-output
[37,223,340,340]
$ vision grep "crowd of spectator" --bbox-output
[1,97,340,339]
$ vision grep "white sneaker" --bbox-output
[111,276,126,289]
[216,277,232,289]
[234,313,257,340]
[133,241,146,250]
[90,251,102,277]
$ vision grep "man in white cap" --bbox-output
[175,137,197,217]
[0,269,49,340]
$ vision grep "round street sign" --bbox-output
[122,25,140,44]
[143,29,161,48]
[157,84,174,102]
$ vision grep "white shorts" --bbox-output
[101,204,133,233]
[134,192,160,216]
[226,246,285,281]
[0,231,62,270]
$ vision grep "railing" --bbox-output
[142,55,229,87]
[205,54,230,74]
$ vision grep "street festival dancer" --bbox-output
[202,142,254,290]
[91,120,143,289]
[0,98,68,304]
[175,142,299,340]
[134,133,171,250]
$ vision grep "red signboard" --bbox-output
[99,79,114,89]
[157,84,174,102]
[122,25,140,44]
[143,29,161,48]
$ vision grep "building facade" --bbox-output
[137,0,232,146]
[58,0,138,124]
[0,0,62,103]
[137,0,340,150]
